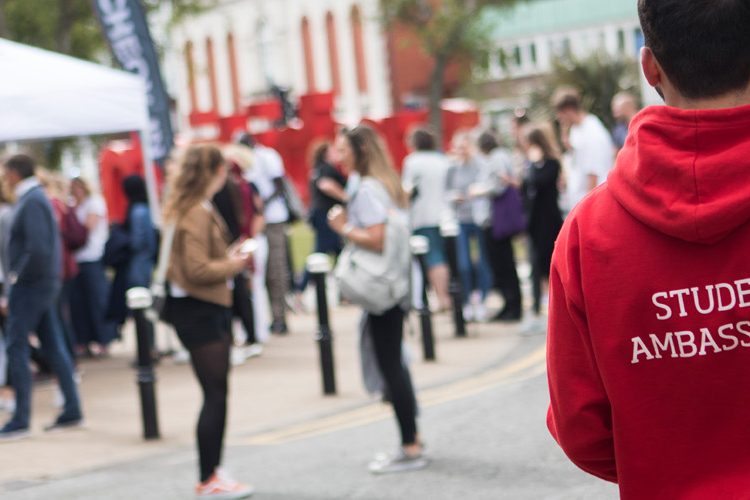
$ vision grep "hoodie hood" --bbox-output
[608,104,750,244]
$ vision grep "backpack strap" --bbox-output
[151,222,176,295]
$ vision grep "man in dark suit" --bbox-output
[0,154,82,440]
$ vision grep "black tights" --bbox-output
[189,339,231,482]
[369,306,418,445]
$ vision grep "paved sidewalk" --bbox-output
[0,302,540,492]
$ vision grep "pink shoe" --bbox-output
[195,469,254,499]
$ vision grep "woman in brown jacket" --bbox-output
[163,145,254,499]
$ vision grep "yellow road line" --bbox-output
[245,343,547,446]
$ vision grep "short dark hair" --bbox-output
[478,132,499,155]
[410,128,436,151]
[638,0,750,99]
[4,154,36,179]
[552,87,581,112]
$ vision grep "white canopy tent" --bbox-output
[0,38,160,220]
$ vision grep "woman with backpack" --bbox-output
[327,125,427,474]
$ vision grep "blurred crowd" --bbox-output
[0,84,639,496]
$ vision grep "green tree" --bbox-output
[529,51,641,131]
[381,0,522,140]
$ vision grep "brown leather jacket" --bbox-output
[167,201,238,307]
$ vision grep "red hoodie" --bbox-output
[547,104,750,499]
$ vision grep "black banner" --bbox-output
[92,0,174,165]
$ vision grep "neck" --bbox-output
[665,85,750,110]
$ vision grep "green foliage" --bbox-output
[529,51,641,130]
[381,0,519,60]
[380,0,523,137]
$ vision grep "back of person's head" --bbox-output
[523,123,561,162]
[409,128,437,152]
[233,131,256,148]
[638,0,750,99]
[122,175,148,206]
[164,144,224,221]
[346,125,408,208]
[552,87,582,112]
[478,131,499,155]
[4,154,36,179]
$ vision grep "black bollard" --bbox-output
[126,288,161,440]
[307,254,337,395]
[441,220,467,337]
[410,235,436,361]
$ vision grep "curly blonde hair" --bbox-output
[163,144,224,222]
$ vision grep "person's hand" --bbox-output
[0,297,7,317]
[228,239,254,270]
[327,205,348,233]
[318,178,339,193]
[467,183,487,198]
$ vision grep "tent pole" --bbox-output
[139,131,162,228]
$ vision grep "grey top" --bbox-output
[401,151,451,229]
[446,158,483,224]
[347,177,391,228]
[474,148,514,227]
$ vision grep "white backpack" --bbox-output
[334,179,411,314]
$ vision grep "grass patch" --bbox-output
[288,222,315,275]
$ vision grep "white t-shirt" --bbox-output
[75,195,109,263]
[564,114,614,211]
[402,151,451,229]
[248,145,289,225]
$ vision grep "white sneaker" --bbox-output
[244,344,263,359]
[368,448,429,474]
[0,398,15,413]
[473,302,487,323]
[53,386,64,409]
[172,349,191,365]
[462,304,474,322]
[231,347,247,366]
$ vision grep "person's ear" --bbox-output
[641,47,662,88]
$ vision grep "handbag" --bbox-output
[103,223,131,267]
[60,206,88,251]
[333,180,411,314]
[150,223,176,321]
[491,186,526,240]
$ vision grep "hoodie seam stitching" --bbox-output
[691,112,702,241]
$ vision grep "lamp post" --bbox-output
[126,287,160,440]
[410,235,436,361]
[307,253,337,395]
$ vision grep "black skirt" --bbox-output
[165,295,231,350]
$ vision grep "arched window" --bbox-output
[325,12,341,95]
[205,37,219,112]
[184,41,198,112]
[351,5,368,93]
[227,32,241,112]
[301,17,316,92]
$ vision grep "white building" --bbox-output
[160,0,394,132]
[478,0,660,114]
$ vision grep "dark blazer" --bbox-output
[8,183,61,286]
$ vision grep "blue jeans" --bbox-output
[70,260,118,347]
[456,223,492,304]
[5,283,82,429]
